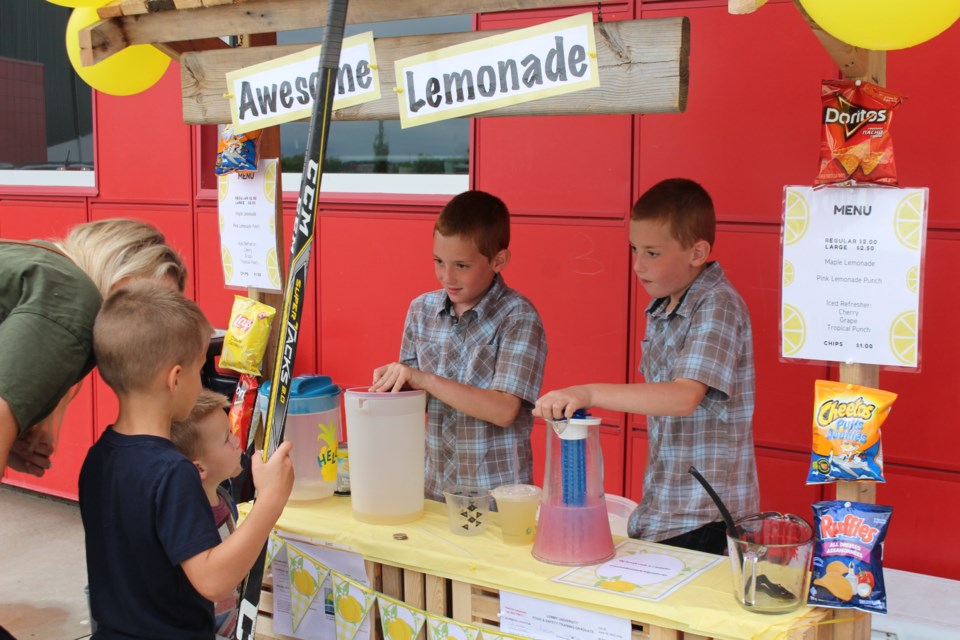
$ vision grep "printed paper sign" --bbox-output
[217,158,282,291]
[499,591,630,640]
[227,32,380,134]
[781,186,927,367]
[551,540,723,602]
[395,13,598,128]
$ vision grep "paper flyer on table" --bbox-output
[217,158,282,291]
[551,539,723,602]
[271,538,371,639]
[499,590,630,640]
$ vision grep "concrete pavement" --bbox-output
[0,486,91,640]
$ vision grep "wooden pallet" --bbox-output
[254,559,834,640]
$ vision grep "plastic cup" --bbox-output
[442,487,490,536]
[491,484,541,545]
[727,512,814,614]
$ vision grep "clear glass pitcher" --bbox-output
[532,412,615,565]
[727,512,814,614]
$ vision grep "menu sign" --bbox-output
[780,186,927,367]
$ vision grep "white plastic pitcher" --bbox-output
[259,376,341,502]
[344,389,425,524]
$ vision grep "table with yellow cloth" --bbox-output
[245,496,833,640]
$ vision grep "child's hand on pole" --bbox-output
[252,440,294,514]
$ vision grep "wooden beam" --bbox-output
[86,0,608,60]
[792,0,884,83]
[154,36,230,61]
[180,17,689,125]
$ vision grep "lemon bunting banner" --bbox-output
[287,545,331,632]
[265,532,284,571]
[425,613,482,640]
[377,593,426,640]
[332,571,377,640]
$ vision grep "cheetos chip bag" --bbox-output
[219,295,276,376]
[807,380,896,484]
[815,79,905,186]
[809,500,892,614]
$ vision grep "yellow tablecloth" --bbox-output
[252,496,822,640]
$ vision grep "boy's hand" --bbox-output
[534,386,592,421]
[251,441,294,512]
[371,362,422,392]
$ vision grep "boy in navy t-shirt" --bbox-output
[80,281,293,639]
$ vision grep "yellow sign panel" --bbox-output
[227,32,380,134]
[395,13,599,128]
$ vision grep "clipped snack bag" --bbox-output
[215,125,262,175]
[228,373,259,448]
[809,500,892,614]
[815,79,905,186]
[219,295,276,376]
[807,380,896,484]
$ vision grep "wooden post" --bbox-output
[831,33,885,640]
[239,32,286,382]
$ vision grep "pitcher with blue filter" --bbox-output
[532,411,615,565]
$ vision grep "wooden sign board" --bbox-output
[181,17,689,125]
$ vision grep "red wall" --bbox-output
[3,0,959,580]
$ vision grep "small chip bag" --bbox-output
[215,125,262,175]
[228,373,259,448]
[815,79,905,186]
[809,500,892,614]
[807,380,896,484]
[219,295,276,376]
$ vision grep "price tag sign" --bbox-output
[780,186,927,367]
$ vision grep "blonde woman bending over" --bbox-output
[0,218,187,477]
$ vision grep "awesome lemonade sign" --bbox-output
[226,32,380,134]
[780,186,927,368]
[395,12,599,128]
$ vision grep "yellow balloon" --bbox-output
[47,0,110,7]
[65,7,171,96]
[799,0,960,50]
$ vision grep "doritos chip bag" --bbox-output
[220,295,276,376]
[807,380,896,484]
[809,500,892,614]
[815,80,905,186]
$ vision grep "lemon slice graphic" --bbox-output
[782,303,806,357]
[266,247,281,288]
[905,265,919,294]
[221,245,233,282]
[889,310,917,366]
[264,162,277,204]
[893,192,924,251]
[782,260,795,287]
[218,174,229,202]
[783,190,810,246]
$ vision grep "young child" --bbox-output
[371,190,547,501]
[79,281,294,639]
[171,389,243,640]
[534,178,759,555]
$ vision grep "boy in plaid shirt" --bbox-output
[535,179,758,555]
[372,191,547,501]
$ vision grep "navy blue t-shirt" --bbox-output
[79,428,223,639]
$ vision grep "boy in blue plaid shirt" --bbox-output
[372,191,547,501]
[535,178,759,555]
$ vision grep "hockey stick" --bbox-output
[235,1,349,637]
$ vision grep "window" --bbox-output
[0,2,94,188]
[278,16,471,195]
